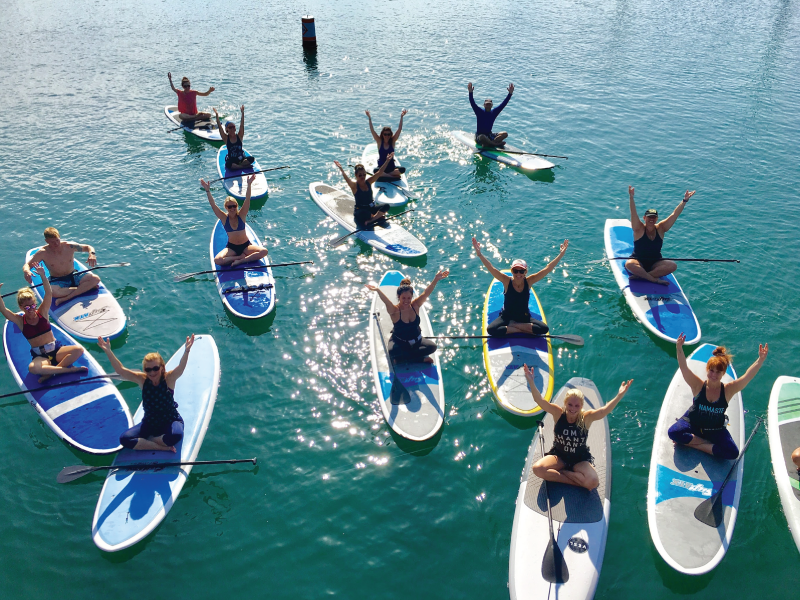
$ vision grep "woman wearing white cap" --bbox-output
[472,237,569,336]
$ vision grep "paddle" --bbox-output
[694,417,763,528]
[328,209,416,248]
[381,179,417,201]
[57,457,257,484]
[3,263,132,298]
[173,261,313,283]
[0,373,121,400]
[372,312,411,405]
[477,147,568,160]
[538,420,569,583]
[425,333,584,346]
[603,257,740,264]
[205,165,291,184]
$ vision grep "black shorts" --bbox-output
[30,341,63,366]
[545,447,594,470]
[226,241,250,255]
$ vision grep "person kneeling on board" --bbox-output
[23,227,101,307]
[468,82,514,148]
[0,265,87,382]
[214,106,255,171]
[200,175,269,268]
[669,335,768,459]
[625,185,696,286]
[168,72,214,122]
[472,236,568,337]
[334,158,394,229]
[366,271,449,364]
[526,366,633,490]
[365,109,408,179]
[98,334,195,453]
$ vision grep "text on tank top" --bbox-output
[226,134,245,163]
[688,382,728,430]
[141,377,182,427]
[551,412,590,457]
[632,228,663,261]
[501,278,531,321]
[392,307,421,342]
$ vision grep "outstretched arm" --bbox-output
[468,83,480,115]
[628,186,644,235]
[36,265,53,318]
[471,237,509,283]
[68,241,97,267]
[213,108,225,138]
[167,72,179,93]
[166,334,195,387]
[334,161,357,194]
[97,336,146,386]
[658,190,695,233]
[239,174,255,220]
[585,380,634,424]
[23,248,45,284]
[365,284,398,315]
[492,84,514,115]
[365,110,380,143]
[197,85,215,97]
[367,153,393,184]
[413,269,449,308]
[0,285,24,328]
[524,364,562,417]
[200,179,227,220]
[527,240,569,285]
[393,109,408,143]
[725,344,768,396]
[237,105,245,139]
[676,333,704,395]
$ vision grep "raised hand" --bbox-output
[240,105,245,114]
[200,178,211,192]
[97,336,111,352]
[33,263,46,279]
[559,239,569,255]
[365,110,371,119]
[386,152,395,161]
[471,236,482,254]
[508,83,515,94]
[364,283,379,292]
[629,185,635,199]
[333,160,343,171]
[618,379,634,397]
[434,269,450,282]
[683,190,696,203]
[467,82,474,93]
[758,343,769,361]
[247,174,256,186]
[400,108,408,117]
[676,332,686,350]
[208,86,215,93]
[213,107,219,117]
[185,334,196,353]
[168,72,173,81]
[523,363,534,382]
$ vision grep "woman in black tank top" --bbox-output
[472,236,569,337]
[335,159,393,228]
[366,270,449,364]
[625,185,696,285]
[668,334,768,460]
[525,363,633,491]
[214,106,256,170]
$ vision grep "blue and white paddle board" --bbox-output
[216,146,269,200]
[25,249,126,342]
[91,334,220,552]
[308,182,427,259]
[369,270,445,441]
[482,273,554,416]
[164,105,222,142]
[647,343,744,574]
[361,143,410,207]
[210,220,275,319]
[604,219,701,344]
[452,130,554,171]
[2,320,131,454]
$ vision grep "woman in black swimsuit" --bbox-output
[334,157,394,228]
[625,185,696,285]
[366,270,449,364]
[365,109,407,179]
[525,364,633,490]
[214,106,255,171]
[472,236,568,337]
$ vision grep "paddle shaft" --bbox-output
[2,263,131,298]
[207,165,290,183]
[329,209,415,246]
[58,458,257,483]
[424,333,584,345]
[0,373,120,400]
[608,257,740,263]
[538,421,569,583]
[174,261,313,282]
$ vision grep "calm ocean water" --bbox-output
[0,0,798,598]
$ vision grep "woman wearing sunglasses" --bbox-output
[668,334,768,459]
[365,109,407,179]
[334,157,394,228]
[472,237,569,337]
[0,264,86,382]
[200,174,269,268]
[168,72,214,122]
[97,334,196,453]
[214,106,255,171]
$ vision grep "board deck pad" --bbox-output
[361,142,410,206]
[452,130,554,171]
[308,183,426,258]
[369,270,444,441]
[92,334,220,551]
[164,105,222,141]
[768,376,800,554]
[647,343,744,574]
[604,219,701,344]
[3,320,131,454]
[25,249,127,342]
[210,220,275,319]
[216,146,269,199]
[482,274,553,415]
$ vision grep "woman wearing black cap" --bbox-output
[472,237,568,337]
[625,185,696,285]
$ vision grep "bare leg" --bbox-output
[625,259,670,285]
[230,247,269,267]
[365,210,388,226]
[507,321,535,334]
[30,348,88,382]
[179,112,211,122]
[133,436,176,452]
[54,273,101,306]
[215,248,236,266]
[678,434,716,456]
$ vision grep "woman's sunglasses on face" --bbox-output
[144,366,161,373]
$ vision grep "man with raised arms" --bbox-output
[626,185,696,285]
[23,227,101,307]
[468,82,514,148]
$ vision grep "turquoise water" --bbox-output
[1,0,799,597]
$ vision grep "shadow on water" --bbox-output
[302,47,318,77]
[387,424,444,457]
[515,165,556,183]
[352,238,428,269]
[184,463,260,489]
[225,306,277,336]
[181,131,222,154]
[494,403,544,431]
[649,543,715,593]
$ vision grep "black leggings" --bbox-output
[120,419,184,450]
[388,337,437,363]
[487,315,549,337]
[354,204,390,228]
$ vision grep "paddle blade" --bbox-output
[173,272,196,283]
[694,493,725,528]
[549,334,584,347]
[541,534,569,584]
[328,233,353,248]
[57,465,102,484]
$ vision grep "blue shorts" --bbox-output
[49,270,88,289]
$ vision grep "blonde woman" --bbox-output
[524,364,633,490]
[0,264,86,382]
[97,334,195,453]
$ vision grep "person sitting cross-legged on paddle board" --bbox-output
[214,105,255,171]
[472,236,568,337]
[23,227,101,307]
[468,82,514,148]
[669,334,768,459]
[334,158,394,229]
[365,108,408,180]
[525,366,633,490]
[625,185,696,286]
[200,175,269,268]
[366,270,449,364]
[168,72,214,122]
[0,265,87,383]
[97,334,195,453]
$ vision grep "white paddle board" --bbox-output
[768,376,800,555]
[216,146,269,200]
[164,105,222,142]
[361,142,410,207]
[452,130,554,171]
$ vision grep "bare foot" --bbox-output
[54,297,69,307]
[655,278,670,286]
[423,357,434,364]
[38,374,53,384]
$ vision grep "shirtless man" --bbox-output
[23,227,101,307]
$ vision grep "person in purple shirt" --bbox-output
[468,82,514,147]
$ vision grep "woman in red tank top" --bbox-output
[168,72,215,122]
[0,263,86,382]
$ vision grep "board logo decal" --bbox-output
[568,537,588,553]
